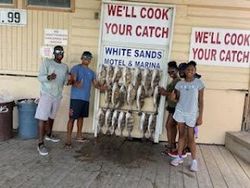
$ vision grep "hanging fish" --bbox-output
[147,114,157,139]
[136,85,146,111]
[111,82,120,108]
[112,66,123,83]
[118,85,127,108]
[110,110,119,135]
[142,69,153,97]
[123,67,133,87]
[106,66,114,85]
[139,112,149,139]
[116,111,126,136]
[153,86,161,109]
[97,65,107,86]
[151,69,161,91]
[127,84,136,109]
[104,84,113,108]
[133,68,142,90]
[125,111,134,139]
[96,108,105,134]
[104,109,112,134]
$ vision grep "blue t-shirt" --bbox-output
[70,64,96,101]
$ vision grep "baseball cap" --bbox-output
[81,51,93,60]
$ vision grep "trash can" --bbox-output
[17,99,38,139]
[0,101,14,141]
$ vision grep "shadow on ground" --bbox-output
[73,135,162,168]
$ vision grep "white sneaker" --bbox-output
[190,160,198,172]
[37,144,48,156]
[45,135,60,143]
[170,156,184,166]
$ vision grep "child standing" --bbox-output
[159,61,181,153]
[65,51,107,148]
[170,61,205,172]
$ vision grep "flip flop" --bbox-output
[64,143,72,150]
[75,138,89,143]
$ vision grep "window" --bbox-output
[0,0,17,7]
[24,0,74,12]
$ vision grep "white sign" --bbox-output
[103,46,164,69]
[44,29,68,46]
[102,2,174,46]
[94,0,175,143]
[189,27,250,68]
[40,46,53,58]
[0,9,27,26]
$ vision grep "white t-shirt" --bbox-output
[175,78,205,115]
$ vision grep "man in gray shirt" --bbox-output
[35,45,69,156]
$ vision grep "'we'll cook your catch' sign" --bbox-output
[100,1,175,70]
[189,27,250,68]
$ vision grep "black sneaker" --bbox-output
[45,135,60,143]
[37,144,48,156]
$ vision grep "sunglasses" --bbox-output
[168,70,175,74]
[54,50,64,55]
[82,56,92,60]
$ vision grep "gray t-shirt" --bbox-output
[38,59,69,99]
[175,78,205,115]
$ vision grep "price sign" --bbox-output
[0,9,27,26]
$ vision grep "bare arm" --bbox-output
[92,79,107,92]
[196,88,204,125]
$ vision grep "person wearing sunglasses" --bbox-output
[35,45,70,156]
[159,61,182,155]
[65,51,107,149]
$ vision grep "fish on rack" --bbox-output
[111,82,120,108]
[123,67,133,87]
[125,111,134,139]
[104,109,113,135]
[127,83,136,109]
[153,86,161,110]
[139,112,149,139]
[96,108,105,134]
[147,114,157,139]
[104,84,113,108]
[133,68,142,90]
[112,66,123,83]
[136,85,146,112]
[110,110,119,135]
[106,66,114,85]
[118,85,127,108]
[142,69,153,97]
[116,111,126,136]
[151,69,161,91]
[97,65,107,86]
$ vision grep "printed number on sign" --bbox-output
[8,12,20,23]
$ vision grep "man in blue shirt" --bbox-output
[65,51,106,148]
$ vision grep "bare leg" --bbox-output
[166,114,177,150]
[66,119,75,145]
[170,115,177,149]
[38,120,46,144]
[177,123,186,156]
[76,117,84,139]
[46,118,54,137]
[187,127,196,159]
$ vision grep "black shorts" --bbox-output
[166,106,175,114]
[69,99,89,119]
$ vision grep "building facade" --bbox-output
[0,0,249,144]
